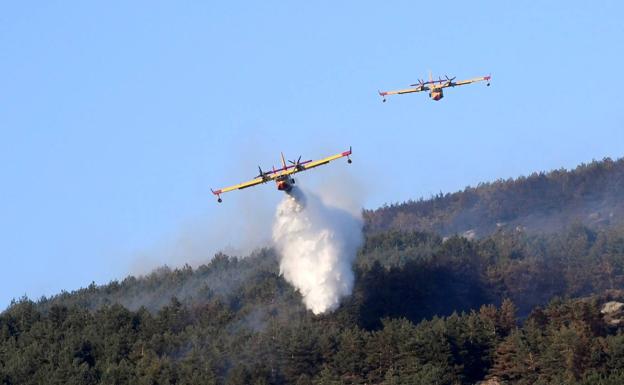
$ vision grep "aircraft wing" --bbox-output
[449,75,491,87]
[212,175,272,197]
[284,147,352,175]
[379,86,427,98]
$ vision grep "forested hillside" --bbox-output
[365,157,624,238]
[32,223,624,320]
[5,287,624,384]
[3,158,624,384]
[4,222,624,383]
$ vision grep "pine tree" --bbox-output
[489,330,530,383]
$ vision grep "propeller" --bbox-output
[444,75,456,86]
[256,166,269,179]
[288,156,304,170]
[409,79,427,87]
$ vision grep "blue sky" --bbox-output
[1,1,623,309]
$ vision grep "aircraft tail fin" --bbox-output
[281,152,287,169]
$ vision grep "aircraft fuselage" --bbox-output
[276,176,294,192]
[429,88,444,101]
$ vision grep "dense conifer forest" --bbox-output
[3,157,624,384]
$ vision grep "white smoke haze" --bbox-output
[272,186,363,315]
[127,188,277,277]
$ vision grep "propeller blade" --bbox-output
[257,166,267,178]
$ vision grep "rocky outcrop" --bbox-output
[601,301,624,326]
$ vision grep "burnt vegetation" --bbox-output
[3,157,624,384]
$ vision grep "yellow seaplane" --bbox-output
[379,73,491,102]
[211,147,352,203]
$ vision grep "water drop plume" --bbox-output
[272,186,363,314]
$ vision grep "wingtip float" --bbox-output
[211,147,352,203]
[379,73,491,102]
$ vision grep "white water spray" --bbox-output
[272,187,363,314]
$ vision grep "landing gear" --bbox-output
[217,198,222,203]
[348,158,352,164]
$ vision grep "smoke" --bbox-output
[272,186,363,315]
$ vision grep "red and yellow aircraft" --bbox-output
[211,147,352,202]
[379,73,491,102]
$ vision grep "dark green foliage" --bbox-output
[2,239,624,385]
[4,222,624,383]
[6,293,624,384]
